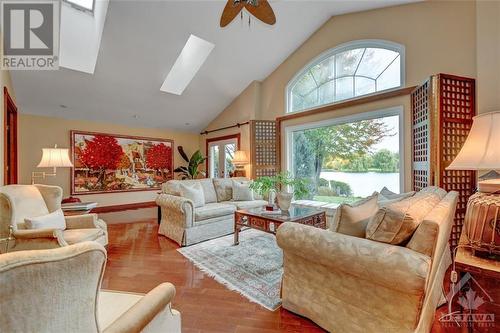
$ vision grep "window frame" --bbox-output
[285,40,406,114]
[63,0,95,14]
[284,105,405,196]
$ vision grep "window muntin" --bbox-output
[286,108,403,205]
[287,41,404,113]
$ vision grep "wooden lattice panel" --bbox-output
[411,74,476,248]
[250,120,278,179]
[437,74,476,248]
[411,80,431,192]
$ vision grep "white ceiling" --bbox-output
[11,0,417,133]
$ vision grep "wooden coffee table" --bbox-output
[233,206,326,245]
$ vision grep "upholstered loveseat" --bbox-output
[0,184,107,252]
[156,178,266,246]
[277,187,458,333]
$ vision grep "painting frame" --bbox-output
[70,130,174,195]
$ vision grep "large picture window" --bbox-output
[286,107,403,204]
[287,40,404,113]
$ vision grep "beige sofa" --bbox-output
[0,241,181,333]
[276,189,458,333]
[156,178,266,246]
[0,184,107,252]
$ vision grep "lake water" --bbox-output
[320,171,400,197]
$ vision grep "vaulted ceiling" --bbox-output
[11,0,417,132]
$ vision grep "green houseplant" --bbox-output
[250,171,308,211]
[173,147,207,180]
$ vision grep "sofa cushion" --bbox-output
[194,203,236,221]
[179,183,205,208]
[63,228,104,244]
[331,192,379,237]
[232,181,254,201]
[366,187,444,245]
[222,200,267,210]
[25,209,66,230]
[163,179,217,203]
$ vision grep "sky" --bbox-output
[372,115,400,153]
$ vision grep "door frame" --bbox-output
[3,87,18,184]
[205,133,240,178]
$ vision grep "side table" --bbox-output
[453,233,499,332]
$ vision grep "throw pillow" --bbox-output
[380,187,416,200]
[366,190,443,245]
[232,180,254,201]
[25,209,66,230]
[179,183,205,208]
[213,178,234,202]
[331,192,379,238]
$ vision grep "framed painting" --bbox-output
[71,131,174,195]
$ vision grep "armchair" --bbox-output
[0,184,107,252]
[0,241,181,332]
[276,191,458,333]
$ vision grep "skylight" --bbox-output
[65,0,94,12]
[161,35,215,95]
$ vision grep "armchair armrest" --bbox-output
[103,283,177,333]
[13,228,59,239]
[156,194,194,228]
[276,223,430,294]
[65,213,100,229]
[13,229,67,247]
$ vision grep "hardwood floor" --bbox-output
[102,216,463,333]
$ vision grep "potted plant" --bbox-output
[250,171,308,211]
[174,147,207,180]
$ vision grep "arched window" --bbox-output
[287,40,405,113]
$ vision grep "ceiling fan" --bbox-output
[220,0,276,27]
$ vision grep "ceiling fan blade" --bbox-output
[244,0,276,25]
[220,1,244,27]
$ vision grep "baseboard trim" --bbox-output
[91,201,156,214]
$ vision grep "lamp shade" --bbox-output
[37,148,73,168]
[232,150,249,166]
[447,111,500,170]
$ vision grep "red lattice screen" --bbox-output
[412,79,431,191]
[437,74,476,247]
[250,120,278,179]
[411,74,476,247]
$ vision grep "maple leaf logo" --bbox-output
[458,289,485,310]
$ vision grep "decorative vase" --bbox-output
[277,192,293,211]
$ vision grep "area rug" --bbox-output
[177,229,283,310]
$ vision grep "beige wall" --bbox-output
[19,114,199,206]
[204,0,480,191]
[476,0,500,114]
[260,0,476,121]
[0,65,15,186]
[200,81,261,176]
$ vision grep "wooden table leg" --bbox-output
[234,224,240,245]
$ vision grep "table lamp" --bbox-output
[232,150,249,177]
[32,145,74,184]
[447,111,500,256]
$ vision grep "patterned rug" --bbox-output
[177,229,283,310]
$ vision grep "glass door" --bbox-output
[208,138,238,178]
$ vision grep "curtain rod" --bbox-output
[200,121,250,135]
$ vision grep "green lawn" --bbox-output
[313,195,361,204]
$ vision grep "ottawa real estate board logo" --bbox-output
[1,0,60,70]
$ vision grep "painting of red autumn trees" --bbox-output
[71,131,173,194]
